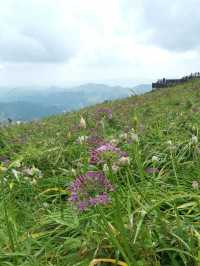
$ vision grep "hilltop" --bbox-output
[0,80,199,266]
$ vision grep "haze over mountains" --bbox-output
[0,83,151,121]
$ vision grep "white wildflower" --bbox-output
[110,139,119,145]
[166,140,172,146]
[118,156,130,166]
[30,178,37,185]
[119,133,128,140]
[77,135,88,144]
[79,116,86,129]
[112,164,120,173]
[192,180,199,189]
[103,163,109,172]
[71,168,76,176]
[152,156,159,163]
[23,168,33,176]
[23,166,42,178]
[43,202,49,208]
[191,135,198,144]
[131,133,139,142]
[12,169,20,180]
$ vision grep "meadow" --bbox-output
[0,80,200,266]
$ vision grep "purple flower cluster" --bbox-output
[95,108,113,120]
[145,167,159,174]
[69,171,114,211]
[90,143,127,165]
[86,135,105,148]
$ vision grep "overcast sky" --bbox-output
[0,0,200,87]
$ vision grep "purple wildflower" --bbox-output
[69,171,114,211]
[95,108,113,120]
[145,167,160,174]
[90,143,127,165]
[87,135,105,148]
[0,155,10,166]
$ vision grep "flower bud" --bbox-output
[131,133,139,142]
[152,156,159,163]
[112,164,119,173]
[192,180,199,189]
[110,139,119,145]
[31,178,37,185]
[79,116,86,129]
[71,168,76,176]
[191,135,198,144]
[119,133,128,140]
[166,140,172,146]
[103,164,109,173]
[118,156,130,166]
[77,135,88,144]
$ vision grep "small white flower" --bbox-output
[191,135,198,144]
[12,169,20,180]
[119,133,128,140]
[23,168,34,176]
[71,168,76,176]
[112,164,120,173]
[23,166,42,178]
[30,178,37,185]
[152,156,159,163]
[77,135,88,144]
[192,126,196,132]
[43,202,49,208]
[110,139,119,145]
[79,116,86,129]
[118,156,130,166]
[131,133,139,142]
[103,164,109,172]
[166,140,172,146]
[192,180,199,189]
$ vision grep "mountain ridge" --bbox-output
[0,83,151,121]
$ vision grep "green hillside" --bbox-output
[0,80,200,266]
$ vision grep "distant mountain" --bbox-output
[0,101,61,121]
[0,83,151,121]
[131,84,152,94]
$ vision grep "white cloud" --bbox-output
[138,0,200,52]
[0,0,79,63]
[0,0,200,86]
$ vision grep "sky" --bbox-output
[0,0,200,87]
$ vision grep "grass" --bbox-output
[0,80,200,265]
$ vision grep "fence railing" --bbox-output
[152,72,200,89]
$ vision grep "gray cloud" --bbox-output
[0,0,79,63]
[0,0,200,87]
[141,0,200,52]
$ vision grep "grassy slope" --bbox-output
[0,80,200,266]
